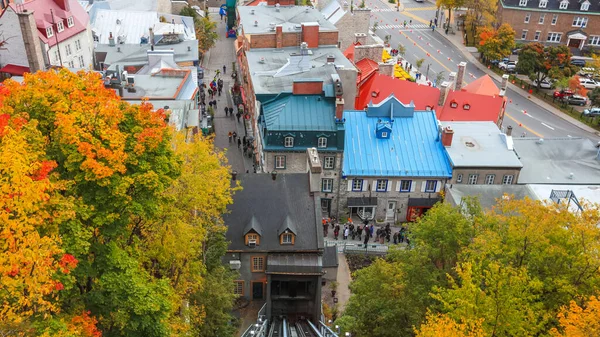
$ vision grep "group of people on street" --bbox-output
[322,217,410,246]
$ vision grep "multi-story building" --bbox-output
[0,0,94,75]
[223,173,324,323]
[341,95,452,223]
[498,0,600,52]
[441,122,523,185]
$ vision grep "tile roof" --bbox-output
[462,75,499,96]
[262,93,336,131]
[224,174,322,252]
[343,109,452,177]
[238,5,337,35]
[437,90,504,124]
[500,0,600,13]
[355,58,378,84]
[356,73,441,110]
[440,121,523,168]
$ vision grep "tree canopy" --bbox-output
[477,23,515,62]
[517,42,577,87]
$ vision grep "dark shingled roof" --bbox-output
[278,215,298,235]
[243,215,263,236]
[500,0,600,13]
[322,246,339,268]
[224,174,322,252]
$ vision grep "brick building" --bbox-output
[498,0,600,52]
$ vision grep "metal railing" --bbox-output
[325,240,390,255]
[241,303,269,337]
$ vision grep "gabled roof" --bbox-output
[343,109,452,177]
[500,0,600,13]
[262,93,336,131]
[243,215,263,236]
[343,41,361,62]
[355,58,378,84]
[437,90,504,124]
[357,73,441,111]
[462,75,499,96]
[278,215,298,235]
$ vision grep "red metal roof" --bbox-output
[462,75,500,96]
[343,42,361,62]
[0,64,30,75]
[356,73,441,110]
[355,58,378,85]
[437,90,504,124]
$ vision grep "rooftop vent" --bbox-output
[568,172,574,179]
[259,57,266,63]
[326,55,335,63]
[276,3,280,11]
[254,20,258,26]
[294,24,302,29]
[536,138,544,144]
[251,9,255,14]
[270,22,276,26]
[305,7,309,12]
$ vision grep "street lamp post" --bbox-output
[426,63,430,81]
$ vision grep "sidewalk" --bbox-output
[201,12,255,174]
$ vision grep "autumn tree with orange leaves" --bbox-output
[517,42,578,88]
[0,69,236,337]
[477,23,515,62]
[551,295,600,337]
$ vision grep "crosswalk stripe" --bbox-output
[371,24,430,30]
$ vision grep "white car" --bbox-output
[532,79,554,89]
[579,78,599,89]
[499,60,517,72]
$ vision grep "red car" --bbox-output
[553,89,574,99]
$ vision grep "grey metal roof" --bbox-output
[513,137,600,184]
[278,216,297,235]
[119,70,197,100]
[246,46,355,95]
[96,40,199,68]
[500,0,600,13]
[322,246,338,268]
[441,122,523,169]
[446,184,538,209]
[266,254,323,275]
[243,215,263,235]
[238,5,337,35]
[224,174,322,252]
[321,0,346,24]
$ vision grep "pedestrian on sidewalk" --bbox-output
[237,138,242,148]
[393,232,398,244]
[216,69,221,77]
[223,65,227,74]
[243,145,247,156]
[236,112,241,122]
[363,232,369,246]
[369,224,374,238]
[434,17,438,26]
[343,225,349,240]
[232,131,237,142]
[228,131,233,143]
[224,106,229,116]
[212,100,217,109]
[432,24,435,32]
[208,88,214,99]
[356,225,363,241]
[429,19,432,27]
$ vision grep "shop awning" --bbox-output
[266,254,322,275]
[347,197,378,207]
[0,64,29,76]
[408,198,441,208]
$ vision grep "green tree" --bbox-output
[587,87,600,108]
[436,0,466,32]
[397,44,407,58]
[518,42,577,88]
[416,58,425,71]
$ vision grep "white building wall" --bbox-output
[46,25,94,69]
[0,7,28,67]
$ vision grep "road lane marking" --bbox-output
[541,122,555,130]
[402,33,453,72]
[404,6,437,10]
[505,113,543,137]
[400,10,431,25]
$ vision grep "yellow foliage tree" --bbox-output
[550,295,600,337]
[415,312,486,337]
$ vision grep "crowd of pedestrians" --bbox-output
[322,217,410,246]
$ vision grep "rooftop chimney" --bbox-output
[506,125,513,136]
[335,97,344,119]
[109,32,116,46]
[301,22,319,48]
[300,41,309,55]
[378,62,393,77]
[307,148,323,193]
[354,33,367,45]
[292,79,323,95]
[448,71,456,86]
[55,0,70,11]
[438,81,451,106]
[276,25,283,49]
[17,9,45,73]
[500,74,509,97]
[441,126,454,147]
[455,62,466,91]
[326,54,335,63]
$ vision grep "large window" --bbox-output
[547,32,562,43]
[468,174,478,185]
[234,281,244,295]
[324,156,335,169]
[425,180,437,192]
[284,136,294,148]
[485,174,495,185]
[318,137,327,148]
[322,178,334,193]
[65,44,72,56]
[352,179,363,192]
[57,21,64,32]
[376,179,388,192]
[589,36,600,46]
[521,30,528,40]
[502,175,514,185]
[524,13,531,23]
[581,1,590,10]
[400,180,411,192]
[274,155,286,169]
[539,13,545,24]
[78,55,85,68]
[551,14,558,25]
[573,17,588,27]
[559,0,568,9]
[251,257,265,272]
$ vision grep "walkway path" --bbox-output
[335,253,352,313]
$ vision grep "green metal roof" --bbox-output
[263,93,337,132]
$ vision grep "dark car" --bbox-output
[583,107,600,117]
[567,95,587,106]
[570,58,587,67]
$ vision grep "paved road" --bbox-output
[366,0,599,140]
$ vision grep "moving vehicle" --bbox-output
[532,79,555,89]
[583,107,600,117]
[553,89,574,99]
[579,78,599,89]
[567,95,587,106]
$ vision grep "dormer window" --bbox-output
[450,100,458,108]
[280,232,294,244]
[284,136,294,148]
[46,27,54,38]
[318,137,327,148]
[381,131,388,138]
[559,0,568,9]
[245,233,260,247]
[57,21,64,32]
[539,0,547,7]
[519,0,527,6]
[463,103,471,110]
[371,90,379,97]
[67,16,74,27]
[278,216,297,245]
[581,0,590,10]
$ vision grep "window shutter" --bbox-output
[372,180,377,191]
[421,181,426,192]
[347,180,352,191]
[395,181,401,192]
[362,180,368,192]
[410,180,416,192]
[435,180,442,192]
[386,180,392,192]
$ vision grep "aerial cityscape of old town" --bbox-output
[2,0,600,335]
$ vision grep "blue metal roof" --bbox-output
[263,93,337,132]
[342,110,452,177]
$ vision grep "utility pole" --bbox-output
[50,9,63,67]
[426,63,430,81]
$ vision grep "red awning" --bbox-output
[240,86,246,104]
[0,64,30,76]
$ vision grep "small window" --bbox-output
[78,55,85,68]
[46,26,54,38]
[581,1,590,10]
[65,44,72,56]
[376,179,388,192]
[551,14,558,25]
[67,16,74,27]
[456,174,463,183]
[519,0,527,6]
[381,131,388,138]
[524,13,531,23]
[539,13,545,24]
[75,39,81,51]
[400,180,411,192]
[539,0,547,7]
[559,0,568,9]
[318,137,327,148]
[246,233,259,246]
[281,233,294,244]
[463,103,471,110]
[450,101,458,108]
[534,31,541,41]
[425,180,437,192]
[251,256,265,272]
[502,175,514,185]
[485,174,495,185]
[57,21,64,32]
[93,35,99,42]
[589,36,600,46]
[275,155,286,169]
[284,136,294,148]
[322,178,334,192]
[68,60,74,68]
[468,174,478,185]
[352,179,363,192]
[324,156,335,169]
[54,50,59,62]
[234,281,244,295]
[547,32,562,43]
[521,30,528,40]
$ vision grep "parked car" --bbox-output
[567,95,587,106]
[579,78,599,89]
[553,89,574,99]
[570,58,587,67]
[499,60,518,72]
[583,107,600,117]
[532,79,555,89]
[578,67,597,77]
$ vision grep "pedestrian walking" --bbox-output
[432,24,436,32]
[208,88,214,99]
[334,224,340,240]
[393,232,398,244]
[369,224,374,238]
[223,65,227,74]
[236,112,241,122]
[343,225,349,240]
[237,138,241,148]
[232,131,237,142]
[356,225,363,241]
[429,19,432,27]
[409,19,412,25]
[216,69,221,77]
[212,100,217,109]
[228,131,233,143]
[434,17,438,26]
[224,106,229,116]
[363,232,369,246]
